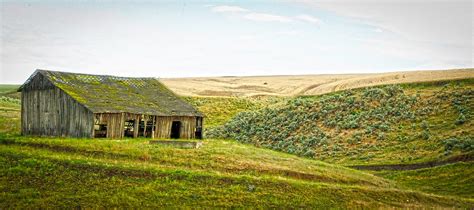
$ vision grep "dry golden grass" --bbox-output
[160,68,474,97]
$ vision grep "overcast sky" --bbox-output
[1,0,472,84]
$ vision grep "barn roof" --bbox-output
[19,70,202,117]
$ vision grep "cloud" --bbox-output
[295,14,321,24]
[211,5,249,13]
[243,13,293,23]
[301,1,472,46]
[277,30,302,36]
[299,0,473,69]
[210,5,322,25]
[238,35,257,40]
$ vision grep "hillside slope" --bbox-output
[208,79,474,166]
[1,137,472,208]
[161,68,474,97]
[376,162,474,198]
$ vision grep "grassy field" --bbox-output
[0,84,20,99]
[1,137,473,208]
[376,162,474,199]
[0,76,473,207]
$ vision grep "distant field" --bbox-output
[0,84,20,99]
[0,84,19,93]
[161,68,474,97]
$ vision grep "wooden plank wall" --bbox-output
[21,74,94,138]
[94,113,125,139]
[155,116,197,139]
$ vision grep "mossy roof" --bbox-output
[20,70,202,116]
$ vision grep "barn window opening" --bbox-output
[94,124,107,138]
[171,121,181,139]
[124,120,135,137]
[94,115,107,138]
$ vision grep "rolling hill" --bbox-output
[206,79,473,166]
[161,68,474,97]
[1,136,473,208]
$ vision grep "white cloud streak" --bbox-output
[211,6,322,25]
[295,14,321,24]
[243,13,293,23]
[211,5,249,13]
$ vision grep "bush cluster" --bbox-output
[207,85,420,157]
[443,136,474,155]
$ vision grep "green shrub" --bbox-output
[443,136,474,153]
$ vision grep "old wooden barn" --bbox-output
[18,70,204,139]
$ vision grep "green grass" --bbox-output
[1,137,472,208]
[0,84,19,94]
[0,97,20,135]
[0,84,20,99]
[376,162,474,198]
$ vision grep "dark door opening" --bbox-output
[195,117,203,139]
[170,121,181,139]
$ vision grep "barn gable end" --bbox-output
[20,72,94,138]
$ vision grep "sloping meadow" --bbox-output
[207,79,474,165]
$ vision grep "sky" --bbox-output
[1,0,472,84]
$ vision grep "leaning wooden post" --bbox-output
[151,116,155,139]
[120,113,125,139]
[133,115,139,138]
[143,115,148,137]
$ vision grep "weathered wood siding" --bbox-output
[155,116,197,139]
[93,113,127,139]
[94,114,199,139]
[21,73,94,138]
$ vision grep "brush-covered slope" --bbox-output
[208,79,474,165]
[3,137,472,208]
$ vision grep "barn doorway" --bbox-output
[170,121,181,139]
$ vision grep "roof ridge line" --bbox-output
[37,69,159,80]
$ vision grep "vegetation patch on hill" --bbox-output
[208,79,474,165]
